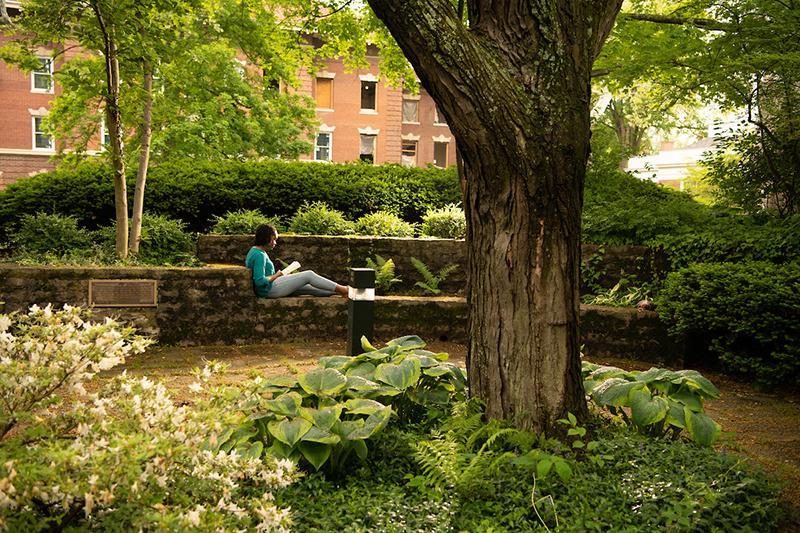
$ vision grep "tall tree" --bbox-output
[365,0,622,431]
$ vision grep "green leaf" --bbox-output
[666,403,687,429]
[301,426,340,445]
[685,409,721,446]
[352,439,368,460]
[422,365,452,377]
[268,417,313,446]
[261,375,298,388]
[375,358,421,390]
[407,388,450,405]
[298,368,348,396]
[237,441,263,460]
[635,367,679,383]
[554,461,573,482]
[674,370,721,398]
[344,398,386,415]
[591,378,642,407]
[387,335,426,351]
[345,375,380,392]
[299,441,332,471]
[536,458,553,479]
[346,362,377,379]
[589,365,632,381]
[299,406,341,431]
[318,356,353,369]
[670,387,704,411]
[264,392,303,417]
[347,406,392,440]
[360,336,377,352]
[630,390,669,427]
[567,412,577,425]
[267,439,294,459]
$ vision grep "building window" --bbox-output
[33,117,53,150]
[433,141,448,168]
[315,77,333,109]
[434,106,447,126]
[32,57,53,93]
[401,140,417,167]
[315,132,332,161]
[402,99,419,123]
[359,134,376,164]
[360,81,377,112]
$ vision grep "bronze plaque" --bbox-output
[89,279,158,307]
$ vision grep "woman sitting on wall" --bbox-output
[245,224,350,298]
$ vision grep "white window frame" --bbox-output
[314,131,333,162]
[401,139,418,167]
[31,57,54,94]
[432,136,450,168]
[402,98,420,124]
[358,132,378,165]
[32,116,54,151]
[433,106,448,126]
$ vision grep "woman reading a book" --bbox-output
[245,224,350,298]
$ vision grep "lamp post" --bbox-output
[346,267,375,356]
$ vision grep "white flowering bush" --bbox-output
[0,305,297,532]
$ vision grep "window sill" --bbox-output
[30,89,54,95]
[359,109,378,115]
[316,108,334,113]
[434,123,448,127]
[402,121,420,125]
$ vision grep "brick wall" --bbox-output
[0,153,55,189]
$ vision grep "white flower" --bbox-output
[0,315,11,333]
[189,382,203,393]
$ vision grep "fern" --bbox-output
[414,439,461,490]
[365,255,401,292]
[410,256,458,295]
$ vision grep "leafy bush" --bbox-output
[277,401,782,532]
[0,160,461,235]
[582,279,654,307]
[9,212,92,256]
[657,261,800,387]
[92,214,197,265]
[354,211,415,237]
[0,305,296,531]
[410,257,458,295]
[419,203,467,239]
[210,209,283,234]
[365,255,401,292]
[583,363,721,445]
[216,335,467,474]
[288,201,354,236]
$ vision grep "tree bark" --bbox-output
[130,58,153,255]
[91,0,127,258]
[367,0,622,432]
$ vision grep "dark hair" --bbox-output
[254,224,277,246]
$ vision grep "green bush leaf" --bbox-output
[375,359,421,390]
[554,460,573,482]
[268,417,313,446]
[591,378,643,407]
[298,441,333,471]
[630,390,669,427]
[299,406,341,431]
[264,392,303,417]
[345,375,381,392]
[344,398,387,415]
[318,356,352,370]
[298,368,348,396]
[387,335,426,351]
[346,362,377,379]
[347,406,392,440]
[685,409,721,446]
[301,427,341,445]
[536,458,553,479]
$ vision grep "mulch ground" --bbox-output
[112,341,800,528]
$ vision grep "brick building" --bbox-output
[0,3,456,189]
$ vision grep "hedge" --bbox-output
[0,160,461,235]
[657,261,800,387]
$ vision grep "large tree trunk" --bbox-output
[92,0,127,258]
[367,0,622,432]
[130,58,153,255]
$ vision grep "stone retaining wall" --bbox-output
[197,235,667,294]
[0,265,682,365]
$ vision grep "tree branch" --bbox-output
[621,12,736,32]
[591,0,625,61]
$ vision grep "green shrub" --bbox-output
[657,261,800,387]
[0,160,461,235]
[354,211,415,237]
[365,255,401,292]
[210,209,283,234]
[419,203,466,239]
[94,214,197,265]
[9,212,93,255]
[288,201,354,235]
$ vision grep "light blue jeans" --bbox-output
[267,270,338,298]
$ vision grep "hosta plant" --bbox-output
[217,335,468,473]
[582,362,721,446]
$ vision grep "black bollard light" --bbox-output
[346,267,375,356]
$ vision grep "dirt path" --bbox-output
[117,342,800,526]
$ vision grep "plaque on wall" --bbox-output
[89,280,158,307]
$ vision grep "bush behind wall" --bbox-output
[0,160,461,237]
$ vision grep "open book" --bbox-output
[282,260,301,275]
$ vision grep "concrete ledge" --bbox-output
[0,264,682,365]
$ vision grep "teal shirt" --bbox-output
[245,246,275,297]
